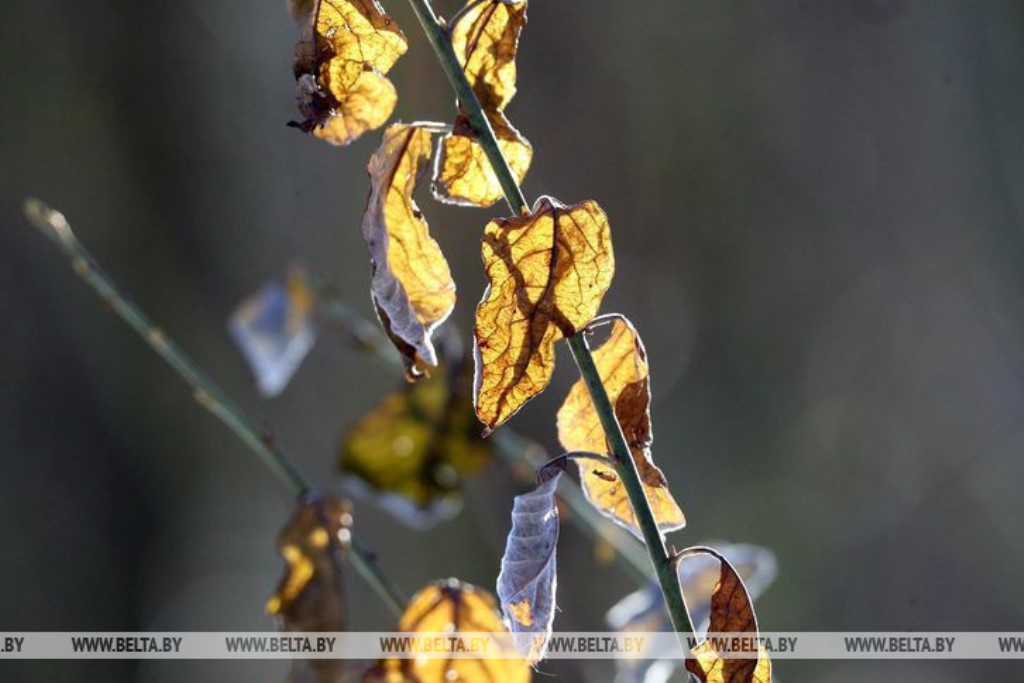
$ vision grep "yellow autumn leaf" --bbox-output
[684,551,773,683]
[432,112,533,208]
[556,318,685,537]
[292,0,408,146]
[431,0,532,208]
[298,69,398,146]
[474,196,615,431]
[363,579,531,683]
[340,357,491,526]
[363,123,457,379]
[451,0,527,111]
[268,494,352,683]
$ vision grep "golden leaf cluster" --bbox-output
[292,0,408,146]
[432,0,532,207]
[557,318,685,537]
[274,2,776,679]
[363,579,531,683]
[474,196,615,431]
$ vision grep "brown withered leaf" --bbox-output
[451,0,527,111]
[363,123,456,378]
[363,579,531,683]
[432,112,533,208]
[556,318,685,538]
[684,550,773,683]
[606,543,777,683]
[268,494,352,683]
[340,356,491,526]
[291,0,408,146]
[474,196,615,432]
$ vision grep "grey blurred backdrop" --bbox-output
[2,0,1024,680]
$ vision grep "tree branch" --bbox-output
[403,0,695,640]
[23,198,407,619]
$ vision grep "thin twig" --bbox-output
[23,199,312,496]
[348,536,408,617]
[403,0,696,640]
[23,198,407,619]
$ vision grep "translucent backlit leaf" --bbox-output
[606,543,777,683]
[363,579,531,683]
[556,318,684,537]
[268,494,352,683]
[229,269,317,397]
[296,70,398,146]
[363,123,457,378]
[474,196,615,431]
[432,112,533,209]
[291,0,408,146]
[340,357,492,527]
[679,544,778,635]
[496,472,560,662]
[431,0,531,208]
[684,550,773,683]
[451,0,527,111]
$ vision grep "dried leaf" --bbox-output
[451,0,527,111]
[431,0,532,208]
[268,494,352,683]
[292,0,408,146]
[340,357,491,527]
[363,123,457,378]
[363,579,531,683]
[556,318,684,537]
[229,269,317,397]
[432,112,532,208]
[678,544,778,635]
[296,70,398,146]
[606,543,777,683]
[496,472,560,662]
[474,196,615,431]
[685,550,773,683]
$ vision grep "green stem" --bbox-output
[567,334,694,637]
[349,536,408,617]
[24,199,312,496]
[23,198,406,619]
[404,0,694,639]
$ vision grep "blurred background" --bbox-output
[2,0,1024,680]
